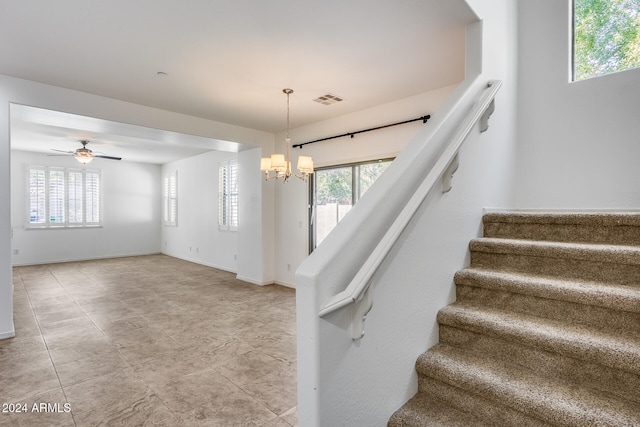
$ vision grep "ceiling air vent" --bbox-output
[313,93,344,105]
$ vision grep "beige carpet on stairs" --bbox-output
[388,212,640,427]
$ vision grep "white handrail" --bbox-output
[319,79,502,319]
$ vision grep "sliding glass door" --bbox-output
[310,159,392,251]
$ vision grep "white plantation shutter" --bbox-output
[26,166,102,228]
[163,171,177,226]
[28,167,46,225]
[68,169,84,224]
[48,168,65,225]
[219,161,238,231]
[85,170,101,224]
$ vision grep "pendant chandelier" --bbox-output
[260,88,314,182]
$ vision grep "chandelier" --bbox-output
[260,88,314,182]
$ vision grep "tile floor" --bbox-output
[0,254,298,426]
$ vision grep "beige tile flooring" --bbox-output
[0,255,298,426]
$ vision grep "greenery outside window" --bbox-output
[27,166,101,228]
[310,158,393,251]
[573,0,640,80]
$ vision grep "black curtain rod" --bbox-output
[291,114,431,149]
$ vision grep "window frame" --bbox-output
[218,160,238,232]
[163,171,178,227]
[26,165,102,229]
[308,158,393,252]
[572,0,640,81]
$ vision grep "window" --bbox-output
[219,161,238,231]
[27,166,101,228]
[163,171,178,226]
[573,0,640,80]
[310,158,392,250]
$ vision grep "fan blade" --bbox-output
[51,149,75,154]
[95,155,122,160]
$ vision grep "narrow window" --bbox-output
[28,167,46,225]
[68,170,84,224]
[26,166,102,228]
[573,0,640,80]
[85,170,101,225]
[310,158,392,251]
[219,161,238,231]
[163,171,178,226]
[48,168,65,225]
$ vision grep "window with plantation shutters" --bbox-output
[26,166,102,228]
[84,170,101,224]
[163,171,177,226]
[219,161,238,231]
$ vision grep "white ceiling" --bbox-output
[1,0,477,163]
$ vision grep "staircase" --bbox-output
[388,212,640,426]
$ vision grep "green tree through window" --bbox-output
[311,159,392,250]
[574,0,640,80]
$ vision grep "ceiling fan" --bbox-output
[51,140,122,164]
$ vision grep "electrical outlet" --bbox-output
[287,264,291,272]
[13,249,19,255]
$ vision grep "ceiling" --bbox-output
[0,0,477,163]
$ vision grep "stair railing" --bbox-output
[317,79,502,339]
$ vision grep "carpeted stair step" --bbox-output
[410,377,552,427]
[438,323,640,405]
[454,268,640,334]
[415,344,640,426]
[469,238,640,286]
[483,212,640,245]
[389,211,640,426]
[387,393,494,427]
[437,303,640,375]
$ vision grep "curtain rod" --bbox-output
[291,114,431,149]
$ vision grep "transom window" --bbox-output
[573,0,640,80]
[310,158,392,251]
[27,166,101,228]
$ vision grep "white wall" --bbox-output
[11,150,161,265]
[273,85,458,287]
[0,74,274,340]
[515,0,640,209]
[161,150,238,272]
[0,94,12,339]
[295,0,520,423]
[237,147,276,285]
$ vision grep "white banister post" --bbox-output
[352,287,374,340]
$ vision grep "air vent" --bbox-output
[313,93,344,105]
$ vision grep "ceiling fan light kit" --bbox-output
[51,140,122,164]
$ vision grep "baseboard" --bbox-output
[160,252,237,275]
[484,207,640,214]
[0,329,16,340]
[236,275,273,286]
[12,251,162,267]
[274,280,296,289]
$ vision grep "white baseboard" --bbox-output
[0,330,16,340]
[274,280,296,289]
[12,251,162,267]
[236,275,273,286]
[483,207,640,214]
[160,252,237,275]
